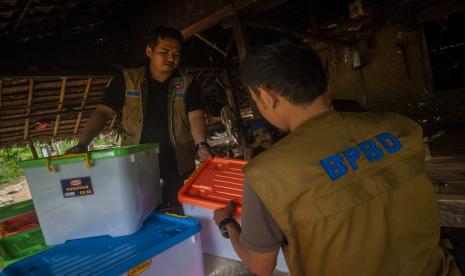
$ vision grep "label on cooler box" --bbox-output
[60,176,94,198]
[128,259,152,275]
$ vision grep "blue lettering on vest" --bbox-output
[343,146,360,170]
[126,90,141,97]
[319,132,402,181]
[320,154,348,181]
[376,133,402,153]
[358,140,384,162]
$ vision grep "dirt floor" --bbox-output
[0,177,32,207]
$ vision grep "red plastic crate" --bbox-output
[178,157,246,215]
[0,212,40,238]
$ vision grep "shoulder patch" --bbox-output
[126,90,141,97]
[173,78,185,91]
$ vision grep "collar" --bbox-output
[144,62,180,84]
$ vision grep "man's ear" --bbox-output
[257,87,278,109]
[145,46,153,58]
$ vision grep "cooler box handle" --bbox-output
[45,153,94,172]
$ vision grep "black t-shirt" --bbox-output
[101,66,203,170]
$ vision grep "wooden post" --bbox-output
[28,140,39,159]
[53,78,67,137]
[182,5,235,40]
[308,0,320,34]
[228,14,261,119]
[230,15,249,61]
[73,78,92,134]
[109,114,116,130]
[24,79,33,141]
[0,79,2,114]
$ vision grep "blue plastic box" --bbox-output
[2,212,204,276]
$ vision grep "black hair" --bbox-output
[239,36,327,106]
[147,26,183,49]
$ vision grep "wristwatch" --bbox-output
[195,141,210,151]
[218,217,239,239]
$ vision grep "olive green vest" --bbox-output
[120,67,196,175]
[245,111,460,276]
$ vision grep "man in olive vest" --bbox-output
[213,37,461,275]
[68,26,212,208]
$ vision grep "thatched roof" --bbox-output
[0,67,237,147]
[0,76,113,147]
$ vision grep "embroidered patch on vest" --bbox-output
[126,90,141,97]
[174,79,185,91]
[319,132,402,181]
[173,78,186,99]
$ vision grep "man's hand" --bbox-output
[65,144,88,154]
[197,146,213,162]
[213,201,235,225]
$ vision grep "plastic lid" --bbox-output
[0,212,40,238]
[178,157,246,214]
[3,212,200,276]
[0,200,34,222]
[19,143,159,169]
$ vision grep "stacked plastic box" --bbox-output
[178,157,289,272]
[2,212,204,276]
[19,144,161,245]
[0,200,50,269]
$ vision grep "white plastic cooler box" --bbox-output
[19,144,161,245]
[178,157,289,273]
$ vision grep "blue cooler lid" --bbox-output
[2,212,200,276]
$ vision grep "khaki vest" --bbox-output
[120,67,196,175]
[245,111,460,276]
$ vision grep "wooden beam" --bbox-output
[11,0,33,34]
[308,0,320,34]
[181,0,265,40]
[28,140,39,159]
[182,5,235,40]
[228,15,262,119]
[74,78,92,134]
[0,79,2,113]
[194,69,204,81]
[437,195,465,228]
[194,34,228,57]
[73,113,83,135]
[53,78,67,137]
[109,114,116,130]
[201,70,215,87]
[229,15,250,61]
[2,106,96,122]
[246,19,352,46]
[418,0,465,23]
[23,78,33,141]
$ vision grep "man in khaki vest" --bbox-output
[213,37,461,275]
[68,26,212,208]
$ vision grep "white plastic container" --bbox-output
[19,144,161,245]
[3,212,204,276]
[122,233,204,276]
[179,158,289,273]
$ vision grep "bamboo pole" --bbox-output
[0,79,3,114]
[23,78,33,141]
[73,78,92,134]
[53,78,67,136]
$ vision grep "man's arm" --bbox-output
[214,202,279,276]
[188,110,212,161]
[78,104,115,145]
[227,219,279,275]
[67,105,114,153]
[67,74,124,154]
